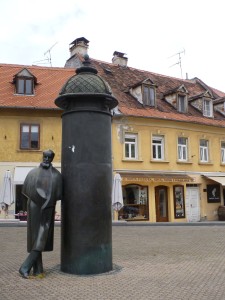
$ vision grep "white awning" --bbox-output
[13,167,35,184]
[13,166,61,184]
[205,176,225,186]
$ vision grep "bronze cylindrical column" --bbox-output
[55,56,118,275]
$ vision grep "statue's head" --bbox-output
[41,149,55,168]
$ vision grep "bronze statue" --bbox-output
[19,150,62,279]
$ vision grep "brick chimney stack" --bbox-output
[69,37,89,57]
[112,51,128,66]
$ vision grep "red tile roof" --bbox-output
[1,58,225,129]
[89,58,225,128]
[0,64,74,109]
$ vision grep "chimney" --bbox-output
[69,37,89,57]
[112,51,128,66]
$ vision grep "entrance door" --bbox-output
[186,187,200,222]
[155,186,168,222]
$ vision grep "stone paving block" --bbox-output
[1,226,225,299]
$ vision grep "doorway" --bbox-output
[155,186,168,222]
[15,185,27,214]
[186,186,200,222]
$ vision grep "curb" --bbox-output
[1,220,225,227]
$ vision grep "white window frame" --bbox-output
[200,139,209,162]
[152,135,164,160]
[143,85,155,107]
[221,141,225,163]
[178,95,187,113]
[203,98,213,117]
[124,133,138,159]
[178,137,188,161]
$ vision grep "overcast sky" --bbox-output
[1,0,225,92]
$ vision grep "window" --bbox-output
[13,68,36,95]
[203,98,213,117]
[143,85,155,106]
[20,124,40,150]
[221,141,225,163]
[178,95,187,113]
[118,184,149,221]
[17,78,33,95]
[178,137,188,161]
[152,135,164,160]
[124,133,138,159]
[200,139,209,162]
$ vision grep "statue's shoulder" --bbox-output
[51,166,62,177]
[26,166,40,178]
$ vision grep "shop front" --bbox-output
[1,165,62,220]
[118,184,149,221]
[117,172,195,222]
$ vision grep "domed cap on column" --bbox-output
[55,55,118,109]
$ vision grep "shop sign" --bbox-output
[123,176,194,183]
[207,184,220,203]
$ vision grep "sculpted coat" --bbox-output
[22,165,62,252]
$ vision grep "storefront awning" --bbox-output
[14,166,61,184]
[204,176,225,186]
[13,167,35,184]
[119,173,194,183]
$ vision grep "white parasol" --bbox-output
[0,170,15,207]
[112,173,124,211]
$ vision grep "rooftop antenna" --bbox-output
[32,42,58,67]
[44,42,58,67]
[168,49,185,78]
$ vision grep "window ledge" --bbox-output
[203,114,214,118]
[198,161,213,165]
[17,149,42,152]
[14,93,35,96]
[122,158,143,162]
[176,160,193,164]
[150,159,170,163]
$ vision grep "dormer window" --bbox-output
[129,78,157,107]
[189,90,214,117]
[177,94,187,113]
[17,77,33,94]
[203,98,213,117]
[13,68,36,95]
[164,85,188,113]
[143,85,155,106]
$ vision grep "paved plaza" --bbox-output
[1,223,225,299]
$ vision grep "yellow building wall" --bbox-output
[0,108,62,219]
[112,116,225,222]
[112,117,225,173]
[0,109,62,163]
[0,109,224,222]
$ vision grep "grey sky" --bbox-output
[1,0,225,91]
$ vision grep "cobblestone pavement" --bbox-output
[1,225,225,300]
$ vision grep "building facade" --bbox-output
[0,65,73,218]
[1,37,225,222]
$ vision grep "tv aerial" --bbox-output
[33,42,58,67]
[168,49,185,78]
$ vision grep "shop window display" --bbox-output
[118,184,149,221]
[173,185,185,218]
[15,185,27,220]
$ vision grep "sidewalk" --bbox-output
[1,219,225,226]
[1,224,225,299]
